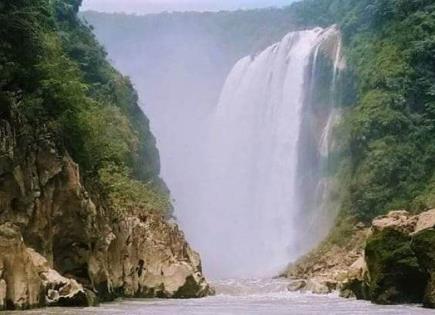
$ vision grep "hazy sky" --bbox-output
[81,0,293,14]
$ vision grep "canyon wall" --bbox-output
[0,0,211,310]
[0,103,212,310]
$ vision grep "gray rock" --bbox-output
[339,278,370,300]
[303,278,337,295]
[287,279,307,292]
[0,112,212,310]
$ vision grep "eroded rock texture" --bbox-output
[0,110,211,310]
[349,210,435,307]
[287,209,435,309]
[365,228,427,304]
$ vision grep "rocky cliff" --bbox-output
[0,0,212,310]
[283,1,435,309]
[286,209,435,309]
[0,105,212,310]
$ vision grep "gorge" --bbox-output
[83,0,435,310]
[1,0,435,313]
[85,12,346,280]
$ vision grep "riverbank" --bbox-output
[286,209,435,309]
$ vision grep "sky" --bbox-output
[81,0,294,14]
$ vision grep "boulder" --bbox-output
[411,228,435,308]
[287,209,435,308]
[347,256,367,280]
[0,224,92,310]
[339,256,370,300]
[287,279,307,292]
[303,278,337,294]
[87,214,212,300]
[27,249,91,307]
[413,209,435,234]
[340,278,370,300]
[371,210,417,235]
[365,228,427,304]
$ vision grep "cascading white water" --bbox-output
[302,29,345,252]
[183,27,342,279]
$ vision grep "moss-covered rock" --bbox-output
[340,277,370,300]
[289,209,435,307]
[412,228,435,308]
[365,229,428,304]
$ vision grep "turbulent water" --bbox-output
[178,27,343,278]
[7,279,432,315]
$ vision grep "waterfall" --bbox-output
[184,26,343,279]
[294,26,344,258]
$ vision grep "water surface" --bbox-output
[6,279,433,315]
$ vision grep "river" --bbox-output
[5,279,432,315]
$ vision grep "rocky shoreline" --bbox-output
[0,115,213,311]
[286,209,435,309]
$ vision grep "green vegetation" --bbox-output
[99,164,172,218]
[288,0,435,221]
[0,0,170,216]
[84,1,435,224]
[2,0,433,229]
[412,229,435,308]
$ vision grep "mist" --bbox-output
[81,0,294,14]
[83,9,342,279]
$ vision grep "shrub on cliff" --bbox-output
[99,164,172,217]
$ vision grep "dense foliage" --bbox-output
[289,0,435,221]
[0,0,171,216]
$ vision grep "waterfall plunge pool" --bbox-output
[5,279,432,315]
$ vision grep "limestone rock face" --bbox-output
[302,278,337,294]
[414,209,435,234]
[0,115,211,310]
[27,248,90,307]
[287,279,306,292]
[347,256,367,281]
[286,222,368,288]
[0,223,89,310]
[371,210,418,234]
[88,214,211,299]
[361,210,435,307]
[0,223,44,310]
[288,209,435,309]
[339,256,370,300]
